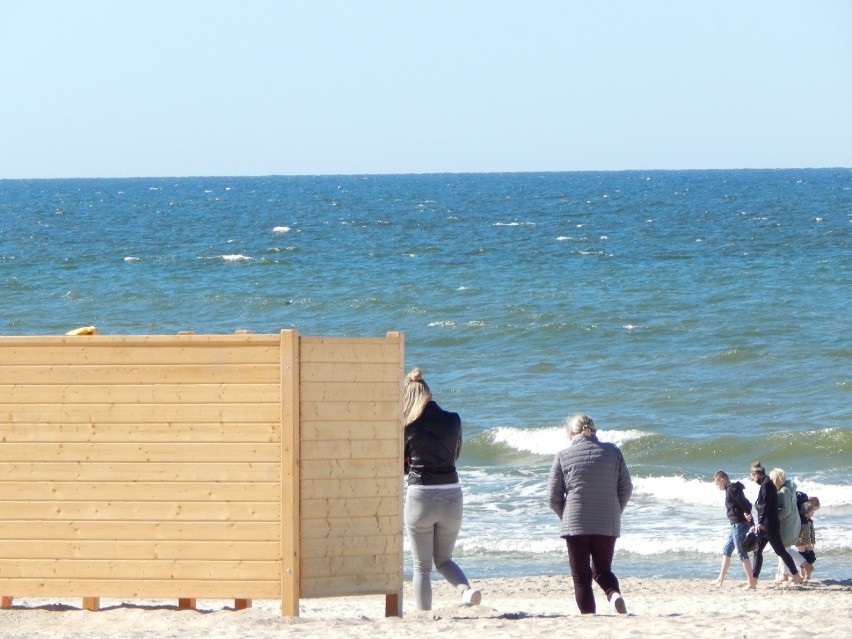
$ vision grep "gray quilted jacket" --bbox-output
[547,433,632,538]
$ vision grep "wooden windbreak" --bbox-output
[0,330,404,616]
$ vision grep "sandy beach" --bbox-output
[3,575,850,639]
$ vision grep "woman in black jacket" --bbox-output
[403,367,481,611]
[750,461,802,584]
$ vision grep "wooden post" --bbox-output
[0,596,13,609]
[280,329,301,616]
[388,331,405,617]
[178,598,196,610]
[82,597,100,611]
[234,598,252,610]
[385,593,402,617]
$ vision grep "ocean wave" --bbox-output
[465,426,649,461]
[632,474,852,508]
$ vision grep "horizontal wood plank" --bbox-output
[300,420,399,441]
[0,521,281,541]
[300,535,398,560]
[0,462,280,482]
[0,443,280,463]
[0,343,279,366]
[0,383,280,404]
[300,574,400,598]
[300,517,399,538]
[0,501,281,522]
[300,381,399,403]
[299,458,399,481]
[299,362,400,384]
[300,439,399,461]
[0,481,280,502]
[4,364,279,385]
[301,478,401,500]
[0,559,281,581]
[0,578,280,599]
[301,497,399,519]
[299,340,401,364]
[0,422,279,443]
[299,401,399,422]
[1,403,279,424]
[302,555,400,579]
[0,540,280,561]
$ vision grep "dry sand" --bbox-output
[2,575,850,639]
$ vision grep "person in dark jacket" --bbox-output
[547,413,632,615]
[712,470,757,588]
[403,367,480,611]
[750,461,802,584]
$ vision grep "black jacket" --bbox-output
[755,475,780,529]
[725,481,752,524]
[404,401,461,486]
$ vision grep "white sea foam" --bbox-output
[491,426,648,456]
[221,254,252,261]
[272,226,291,233]
[123,256,141,262]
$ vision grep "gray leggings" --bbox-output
[404,484,470,610]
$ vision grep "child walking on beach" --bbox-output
[712,470,758,589]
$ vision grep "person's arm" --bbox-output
[736,489,753,521]
[547,456,566,519]
[756,485,768,527]
[617,451,633,511]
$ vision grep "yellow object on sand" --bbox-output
[65,326,98,335]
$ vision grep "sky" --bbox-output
[1,1,851,179]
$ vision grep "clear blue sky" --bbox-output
[2,1,851,179]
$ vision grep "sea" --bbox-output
[1,169,850,582]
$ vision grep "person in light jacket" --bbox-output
[547,413,633,615]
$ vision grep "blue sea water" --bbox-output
[2,169,851,581]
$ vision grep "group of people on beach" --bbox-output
[713,463,820,588]
[403,368,632,615]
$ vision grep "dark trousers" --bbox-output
[753,527,798,578]
[565,535,620,614]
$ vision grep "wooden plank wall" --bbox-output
[298,333,404,605]
[0,333,285,603]
[0,330,404,615]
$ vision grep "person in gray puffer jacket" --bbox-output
[547,413,633,615]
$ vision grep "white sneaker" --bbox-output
[462,588,482,606]
[609,592,627,614]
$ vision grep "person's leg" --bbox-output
[716,526,735,585]
[741,556,757,588]
[590,535,626,613]
[716,554,732,585]
[732,522,757,587]
[753,536,768,579]
[431,485,471,593]
[589,535,620,597]
[404,486,438,610]
[766,529,801,582]
[565,535,596,614]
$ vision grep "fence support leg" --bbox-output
[0,596,13,609]
[234,599,251,610]
[178,598,196,610]
[82,597,100,611]
[385,593,402,617]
